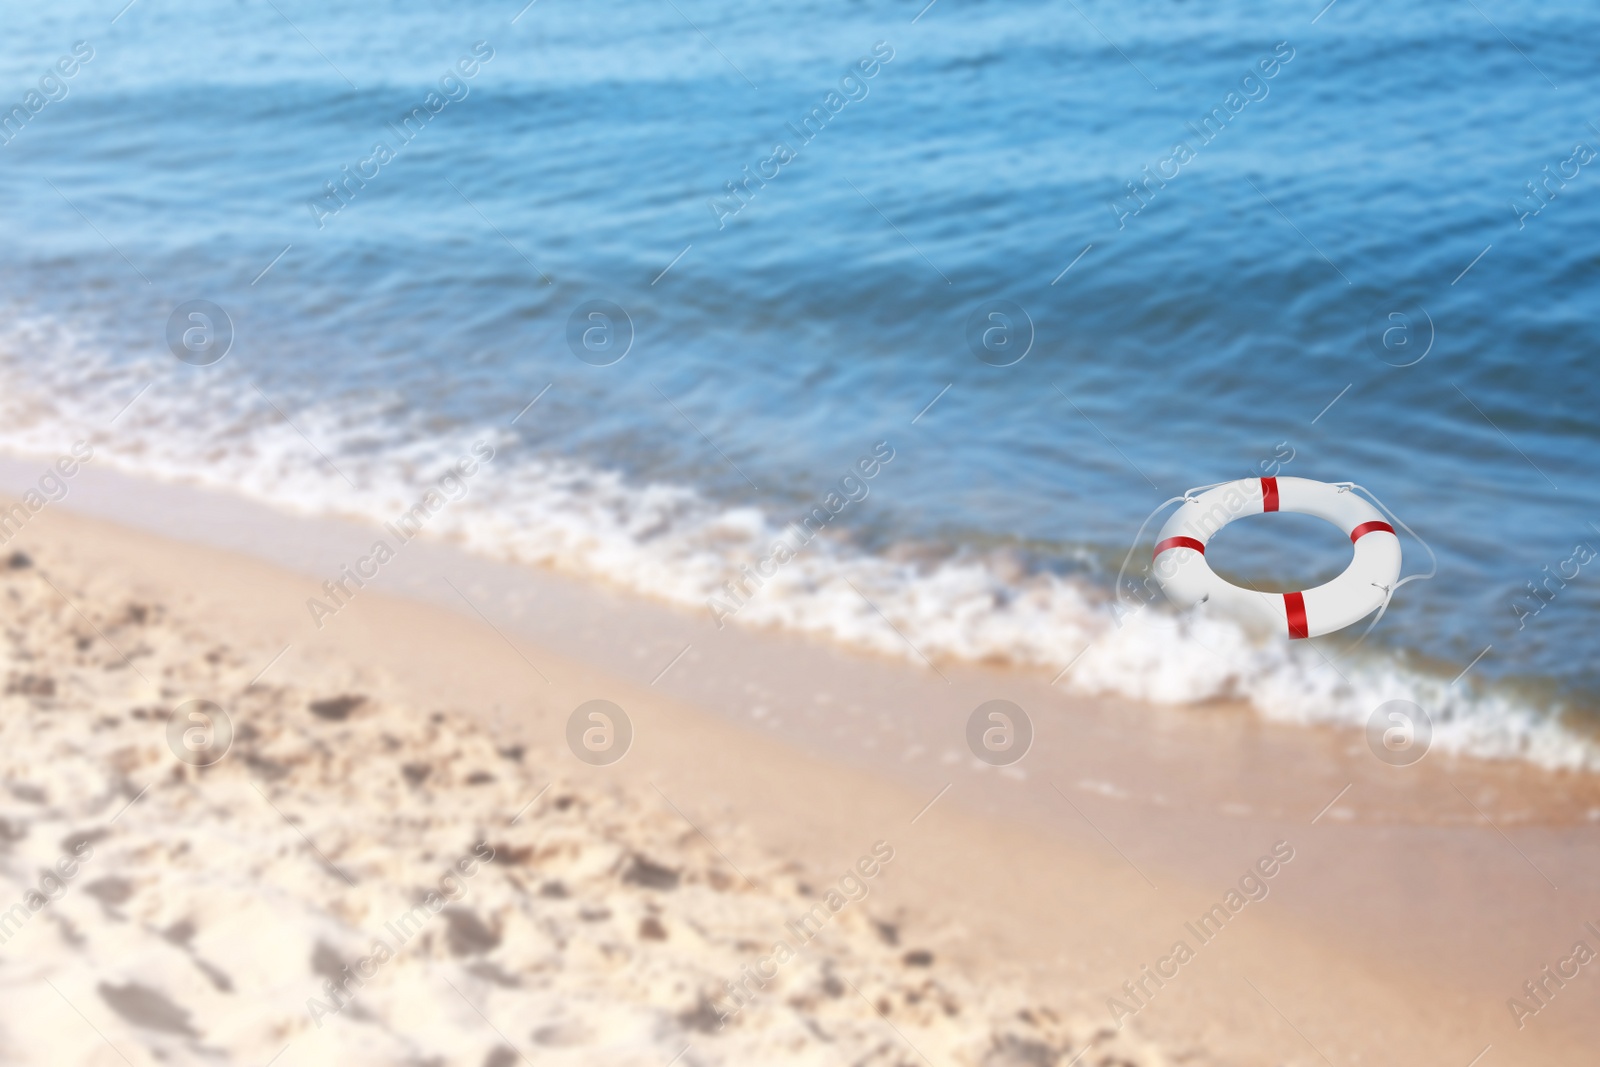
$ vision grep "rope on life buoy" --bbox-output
[1328,482,1437,658]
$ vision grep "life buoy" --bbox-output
[1151,477,1401,639]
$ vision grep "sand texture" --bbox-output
[0,546,1177,1067]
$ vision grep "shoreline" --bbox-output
[0,409,1588,779]
[0,446,1593,776]
[1,468,1598,1063]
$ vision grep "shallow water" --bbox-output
[1,0,1596,764]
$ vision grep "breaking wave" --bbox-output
[0,316,1593,773]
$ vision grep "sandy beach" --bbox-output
[5,2,1599,1062]
[0,479,1595,1067]
[0,497,1181,1066]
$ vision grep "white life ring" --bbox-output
[1151,477,1401,639]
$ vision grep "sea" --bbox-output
[2,0,1597,767]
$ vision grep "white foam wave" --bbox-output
[1,316,1593,773]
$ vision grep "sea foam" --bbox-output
[0,317,1592,773]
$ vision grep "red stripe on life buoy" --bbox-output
[1349,520,1395,543]
[1153,536,1206,559]
[1284,591,1309,639]
[1261,477,1280,512]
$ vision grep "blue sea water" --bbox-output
[1,0,1597,761]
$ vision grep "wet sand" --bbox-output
[1,466,1598,1065]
